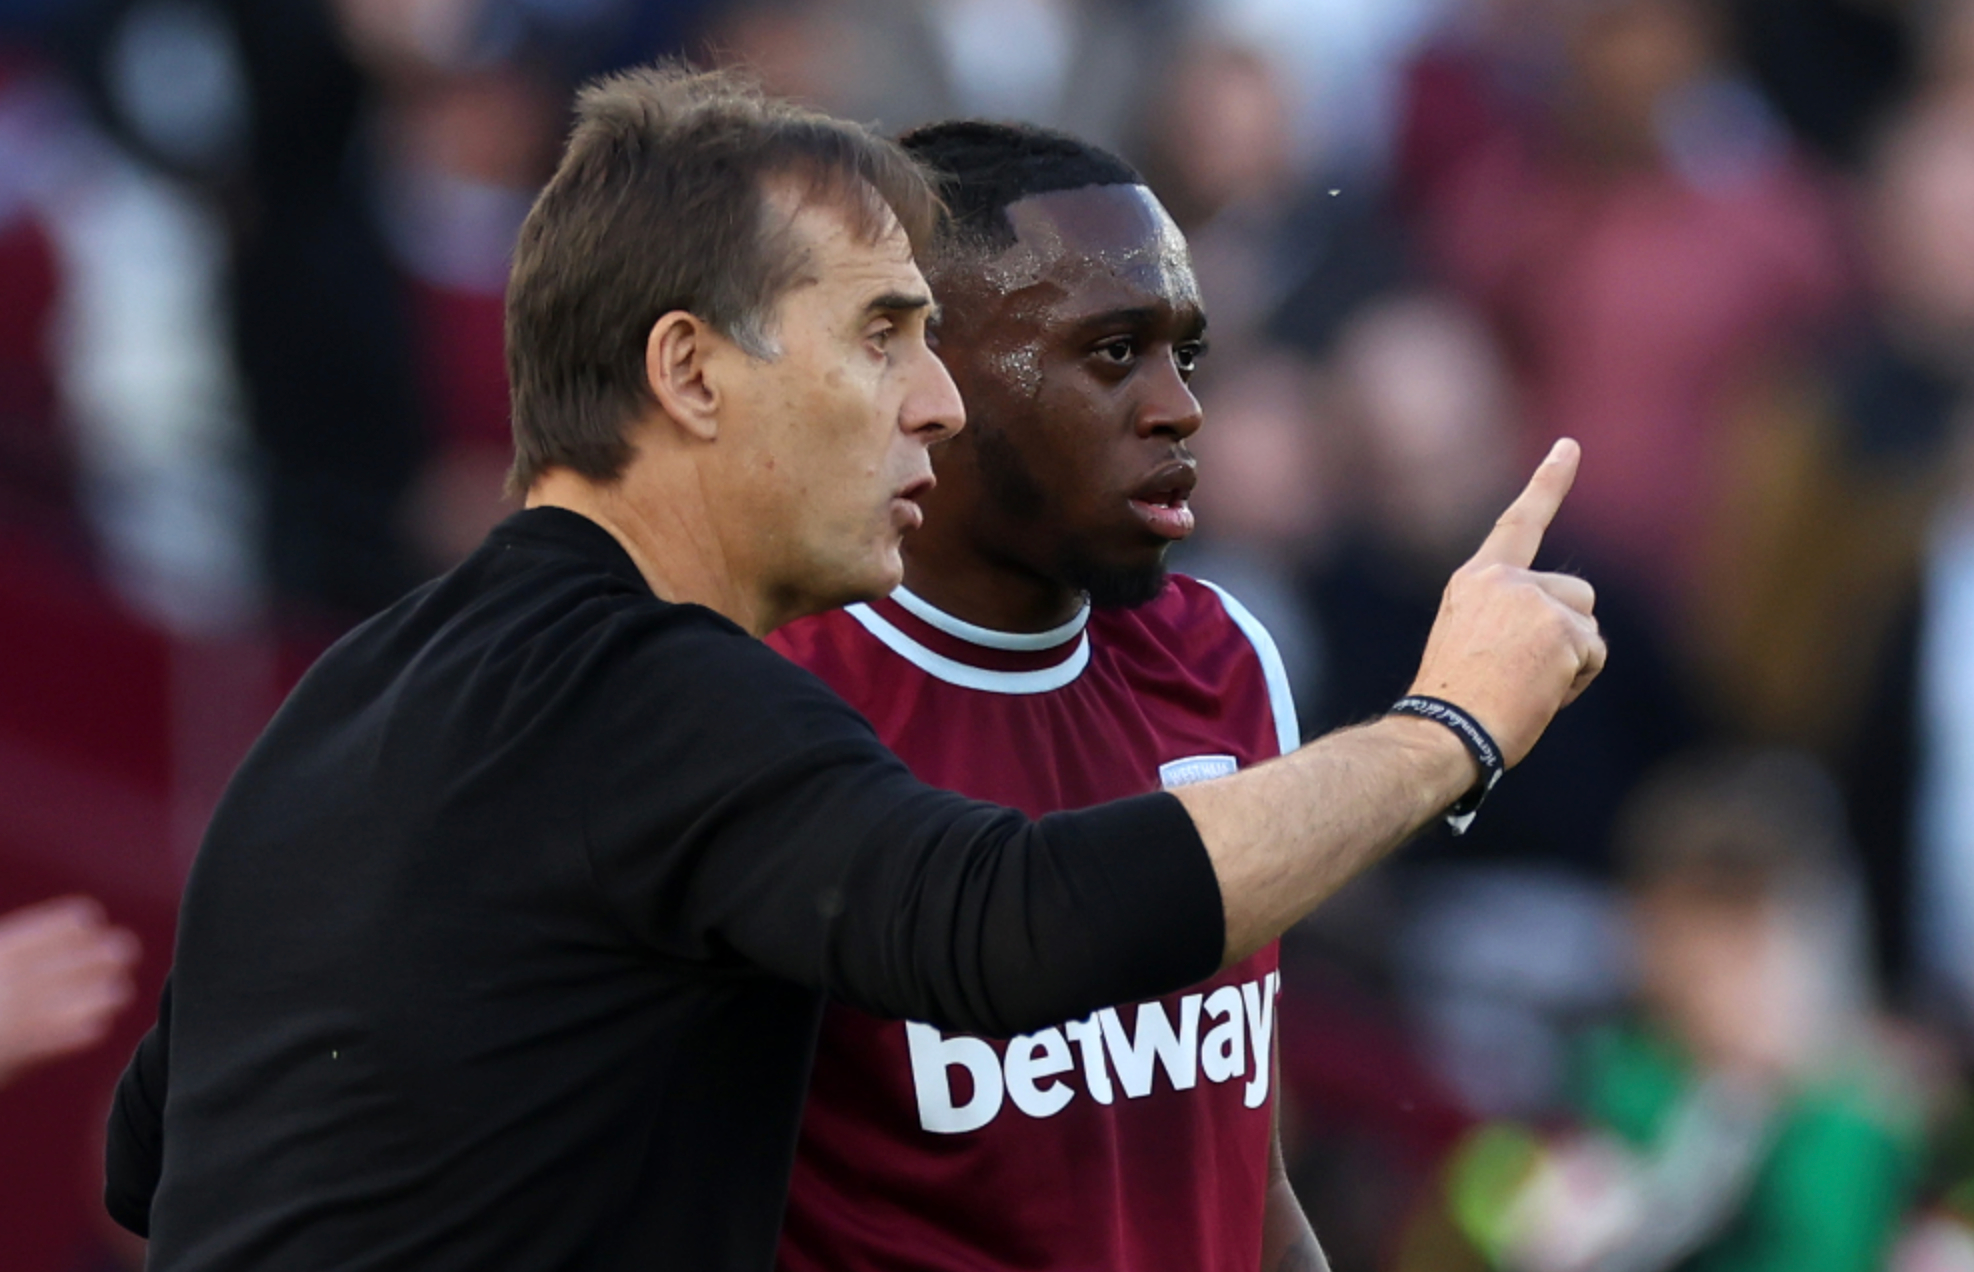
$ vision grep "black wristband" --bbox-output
[1387,695,1503,835]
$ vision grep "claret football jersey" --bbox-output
[768,576,1298,1272]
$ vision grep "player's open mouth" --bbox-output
[1127,465,1197,541]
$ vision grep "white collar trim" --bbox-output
[889,585,1091,652]
[846,601,1091,694]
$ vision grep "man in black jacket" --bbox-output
[107,66,1603,1271]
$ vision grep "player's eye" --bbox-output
[1096,337,1137,365]
[866,324,894,355]
[1175,341,1206,380]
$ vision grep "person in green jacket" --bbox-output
[1447,749,1922,1272]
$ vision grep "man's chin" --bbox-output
[847,545,907,606]
[1072,559,1169,610]
[773,549,903,629]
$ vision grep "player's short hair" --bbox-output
[897,120,1143,258]
[505,64,942,494]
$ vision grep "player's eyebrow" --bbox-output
[1078,305,1159,328]
[866,290,940,324]
[1069,304,1208,338]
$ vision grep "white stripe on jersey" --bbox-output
[844,602,1093,695]
[1195,580,1301,757]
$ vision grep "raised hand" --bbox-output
[1406,439,1607,767]
[0,895,141,1089]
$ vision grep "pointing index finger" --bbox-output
[1473,439,1580,570]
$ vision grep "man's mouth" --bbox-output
[1127,464,1197,541]
[892,475,934,533]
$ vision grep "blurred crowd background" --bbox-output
[4,0,1974,1267]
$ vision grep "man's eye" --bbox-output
[1176,343,1205,378]
[868,326,893,353]
[1098,338,1136,364]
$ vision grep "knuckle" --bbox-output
[1518,578,1556,610]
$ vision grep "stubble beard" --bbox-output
[973,422,1168,611]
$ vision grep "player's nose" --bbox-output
[903,342,965,443]
[1135,351,1202,442]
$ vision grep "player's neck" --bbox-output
[899,547,1084,635]
[526,466,772,636]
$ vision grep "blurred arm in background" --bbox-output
[0,894,139,1090]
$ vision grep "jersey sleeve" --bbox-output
[105,975,171,1236]
[581,614,1226,1039]
[1193,579,1302,757]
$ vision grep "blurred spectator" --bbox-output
[1696,66,1974,765]
[1442,749,1919,1272]
[726,0,1166,154]
[1189,0,1450,182]
[0,44,257,634]
[1880,418,1974,1041]
[1405,0,1852,633]
[189,0,680,622]
[362,53,560,570]
[1293,290,1693,1170]
[1727,0,1915,170]
[216,0,429,625]
[0,51,76,545]
[1306,289,1693,877]
[1139,28,1408,359]
[1177,346,1340,723]
[1395,0,1578,218]
[0,895,138,1091]
[696,0,850,108]
[1793,79,1974,1006]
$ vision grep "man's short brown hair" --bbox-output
[1615,748,1847,903]
[505,64,942,494]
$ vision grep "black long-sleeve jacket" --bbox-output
[106,508,1222,1271]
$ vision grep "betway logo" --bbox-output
[905,970,1279,1134]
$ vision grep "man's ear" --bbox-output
[646,311,722,442]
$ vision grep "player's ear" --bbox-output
[645,311,721,442]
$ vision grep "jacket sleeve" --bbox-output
[584,620,1227,1039]
[105,975,170,1236]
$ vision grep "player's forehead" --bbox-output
[768,180,930,314]
[992,183,1202,320]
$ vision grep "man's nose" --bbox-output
[1136,351,1203,441]
[904,343,966,443]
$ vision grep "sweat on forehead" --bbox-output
[949,184,1200,313]
[899,119,1144,256]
